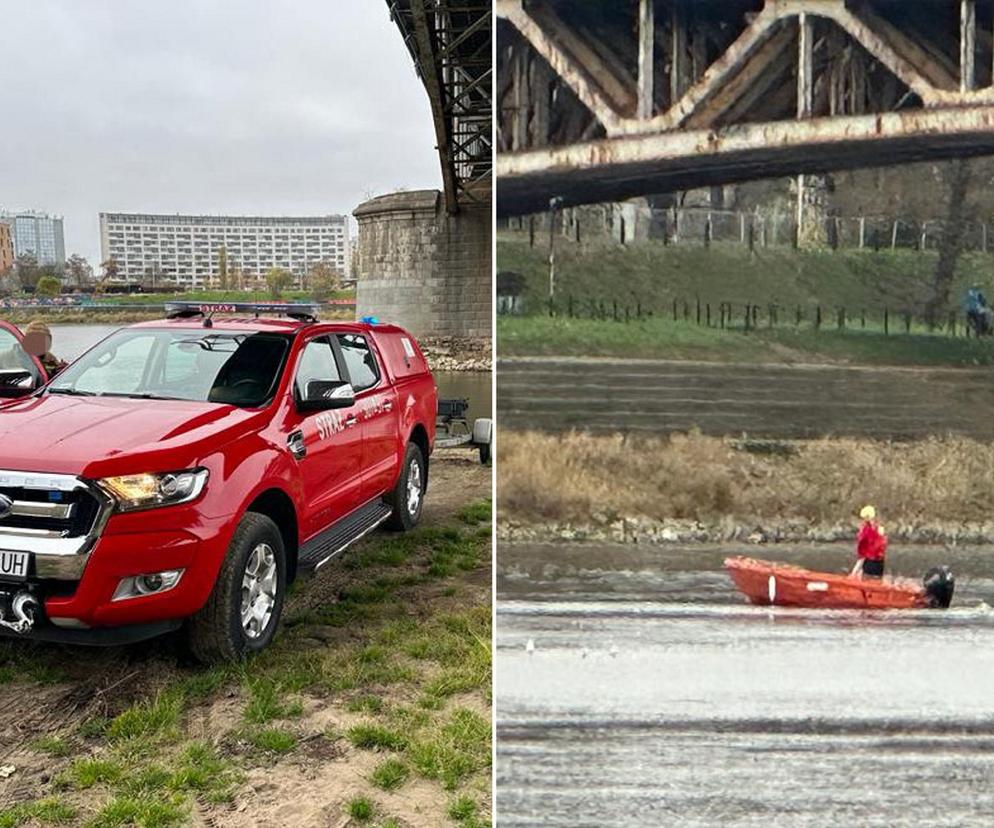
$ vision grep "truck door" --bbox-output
[335,333,399,501]
[285,335,364,537]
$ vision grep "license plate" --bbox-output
[0,551,29,580]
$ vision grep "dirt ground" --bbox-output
[499,356,994,440]
[0,452,491,828]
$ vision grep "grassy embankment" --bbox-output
[498,431,994,534]
[1,289,356,326]
[0,498,492,828]
[498,234,994,366]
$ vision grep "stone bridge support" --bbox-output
[353,190,491,339]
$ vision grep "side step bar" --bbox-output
[298,499,394,573]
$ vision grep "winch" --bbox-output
[0,588,38,634]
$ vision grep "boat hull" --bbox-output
[724,556,928,610]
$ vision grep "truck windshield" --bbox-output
[48,328,291,407]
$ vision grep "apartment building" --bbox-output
[0,211,66,267]
[98,212,351,288]
[0,222,13,273]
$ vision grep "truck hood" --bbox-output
[0,393,262,477]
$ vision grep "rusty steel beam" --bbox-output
[684,20,794,129]
[962,0,977,92]
[497,106,994,216]
[636,0,654,120]
[498,1,628,131]
[409,0,461,214]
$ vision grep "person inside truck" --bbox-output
[851,504,887,579]
[22,320,67,377]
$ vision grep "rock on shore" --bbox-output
[498,516,994,547]
[419,336,491,373]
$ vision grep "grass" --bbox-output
[0,498,492,826]
[457,499,492,525]
[31,736,73,758]
[346,796,375,822]
[347,723,409,751]
[370,758,410,790]
[498,429,994,530]
[0,798,76,828]
[498,235,994,367]
[498,314,994,367]
[243,677,304,724]
[248,727,297,754]
[498,233,994,315]
[407,708,491,791]
[106,692,183,743]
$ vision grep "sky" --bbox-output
[0,1,440,265]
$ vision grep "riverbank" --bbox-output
[497,430,994,545]
[0,457,492,828]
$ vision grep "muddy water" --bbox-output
[498,356,994,439]
[497,543,994,826]
[48,324,491,420]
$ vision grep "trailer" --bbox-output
[436,398,492,464]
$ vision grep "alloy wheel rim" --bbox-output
[241,542,278,639]
[407,458,422,515]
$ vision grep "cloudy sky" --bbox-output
[0,1,440,264]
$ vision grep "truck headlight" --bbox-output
[97,469,208,512]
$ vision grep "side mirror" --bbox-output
[299,380,356,412]
[0,368,41,399]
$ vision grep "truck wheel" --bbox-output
[185,512,286,664]
[386,442,426,531]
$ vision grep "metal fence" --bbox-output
[526,293,985,339]
[502,207,994,253]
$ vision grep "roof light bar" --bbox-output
[165,301,320,323]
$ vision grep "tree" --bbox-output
[0,266,17,296]
[924,160,974,327]
[36,276,61,298]
[15,253,39,291]
[100,257,120,283]
[217,245,229,290]
[265,267,293,299]
[307,261,341,302]
[65,254,93,289]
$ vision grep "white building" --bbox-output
[98,212,350,288]
[0,210,66,267]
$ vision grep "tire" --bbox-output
[479,441,491,465]
[385,442,426,531]
[185,512,287,664]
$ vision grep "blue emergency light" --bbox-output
[360,316,380,324]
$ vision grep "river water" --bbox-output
[47,324,491,421]
[497,543,994,827]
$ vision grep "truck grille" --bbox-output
[0,475,104,539]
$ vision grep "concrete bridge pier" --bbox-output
[353,190,491,340]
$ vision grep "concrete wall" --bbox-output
[353,190,491,339]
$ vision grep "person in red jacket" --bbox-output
[851,504,887,579]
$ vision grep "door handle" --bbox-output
[288,430,306,459]
[345,415,358,427]
[382,400,393,412]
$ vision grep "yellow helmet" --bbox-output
[859,505,876,520]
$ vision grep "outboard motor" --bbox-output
[923,566,955,609]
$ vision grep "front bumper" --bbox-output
[0,616,181,646]
[0,510,235,633]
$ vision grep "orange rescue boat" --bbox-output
[724,556,955,610]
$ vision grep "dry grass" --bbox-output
[498,430,994,526]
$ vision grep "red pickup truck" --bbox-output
[0,305,437,662]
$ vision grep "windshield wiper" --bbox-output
[98,392,183,401]
[48,387,97,397]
